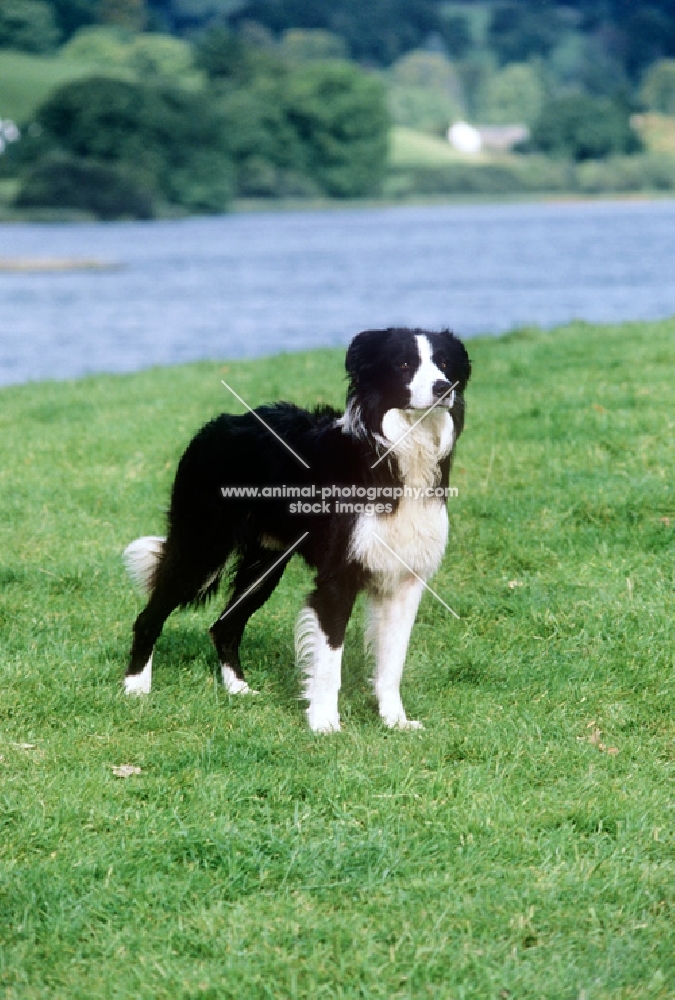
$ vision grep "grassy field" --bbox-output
[0,319,673,998]
[389,127,478,167]
[0,49,110,123]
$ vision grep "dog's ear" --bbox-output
[345,329,387,384]
[441,330,471,392]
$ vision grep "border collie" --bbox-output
[123,327,470,731]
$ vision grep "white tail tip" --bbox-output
[123,536,165,594]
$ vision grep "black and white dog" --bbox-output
[124,327,470,731]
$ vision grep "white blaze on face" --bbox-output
[407,335,448,409]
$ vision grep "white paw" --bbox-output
[221,664,258,695]
[397,718,424,731]
[124,657,152,696]
[380,710,424,730]
[306,708,341,733]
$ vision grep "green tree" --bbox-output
[437,14,471,60]
[194,24,282,85]
[387,50,464,135]
[49,0,98,38]
[218,78,309,196]
[34,76,234,211]
[59,25,132,64]
[0,0,61,53]
[530,94,642,161]
[61,26,201,86]
[488,1,562,65]
[478,62,544,126]
[285,62,389,197]
[641,60,675,115]
[228,0,441,65]
[128,33,199,82]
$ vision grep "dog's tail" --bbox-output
[123,536,166,594]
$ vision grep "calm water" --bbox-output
[1,199,675,386]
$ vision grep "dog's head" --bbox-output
[345,327,471,435]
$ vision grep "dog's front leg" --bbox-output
[296,578,359,733]
[367,576,425,729]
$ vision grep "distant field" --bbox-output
[1,320,673,997]
[389,125,487,167]
[0,49,117,122]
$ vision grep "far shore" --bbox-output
[1,187,675,228]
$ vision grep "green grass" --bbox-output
[389,126,484,167]
[1,321,673,998]
[0,49,119,122]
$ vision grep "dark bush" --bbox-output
[34,75,234,211]
[15,153,154,219]
[530,94,643,161]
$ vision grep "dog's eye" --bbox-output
[438,360,447,371]
[399,361,410,371]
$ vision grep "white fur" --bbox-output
[124,654,152,695]
[380,407,454,481]
[351,408,451,592]
[295,607,342,732]
[123,536,165,594]
[221,664,257,695]
[366,578,425,728]
[336,397,367,439]
[408,335,448,409]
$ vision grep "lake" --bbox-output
[1,198,674,386]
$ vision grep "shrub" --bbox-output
[384,152,675,199]
[530,94,643,160]
[575,152,675,193]
[33,75,234,211]
[15,152,154,219]
[385,157,571,198]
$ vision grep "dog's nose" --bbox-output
[432,379,452,399]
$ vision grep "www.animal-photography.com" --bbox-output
[1,5,674,996]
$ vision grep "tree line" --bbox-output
[3,0,674,78]
[4,39,389,217]
[2,0,675,216]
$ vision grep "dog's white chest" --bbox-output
[350,408,453,592]
[351,499,448,591]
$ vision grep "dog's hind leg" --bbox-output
[210,545,293,695]
[125,541,221,695]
